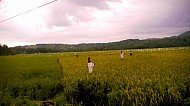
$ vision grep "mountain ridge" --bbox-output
[11,31,190,53]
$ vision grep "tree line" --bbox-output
[1,31,190,54]
[11,31,190,54]
[0,44,13,55]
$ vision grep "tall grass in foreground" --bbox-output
[57,47,190,105]
[0,54,62,105]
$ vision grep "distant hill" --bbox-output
[11,31,190,54]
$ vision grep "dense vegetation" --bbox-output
[0,44,13,55]
[0,54,62,105]
[11,31,190,54]
[0,47,190,105]
[57,47,190,105]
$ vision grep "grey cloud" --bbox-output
[44,0,122,27]
[44,0,96,27]
[45,10,71,28]
[70,0,121,10]
[44,0,190,41]
[152,0,190,28]
[102,0,190,39]
[1,0,190,47]
[70,0,109,10]
[150,0,190,28]
[121,0,190,30]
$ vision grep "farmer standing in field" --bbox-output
[120,51,124,59]
[129,50,132,56]
[75,52,79,58]
[87,57,94,74]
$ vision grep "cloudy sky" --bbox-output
[0,0,190,47]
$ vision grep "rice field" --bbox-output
[0,54,62,105]
[0,47,190,105]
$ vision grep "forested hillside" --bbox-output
[10,31,190,54]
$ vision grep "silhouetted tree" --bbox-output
[0,44,13,55]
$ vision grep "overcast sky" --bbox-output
[0,0,190,47]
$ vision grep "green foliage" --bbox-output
[11,31,190,53]
[0,44,13,55]
[183,98,190,106]
[0,54,63,105]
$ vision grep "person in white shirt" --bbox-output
[87,57,94,74]
[75,52,79,58]
[120,51,124,59]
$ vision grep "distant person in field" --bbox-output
[129,50,132,56]
[75,53,78,58]
[87,57,94,74]
[120,51,124,59]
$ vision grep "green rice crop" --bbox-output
[0,54,62,105]
[0,47,190,105]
